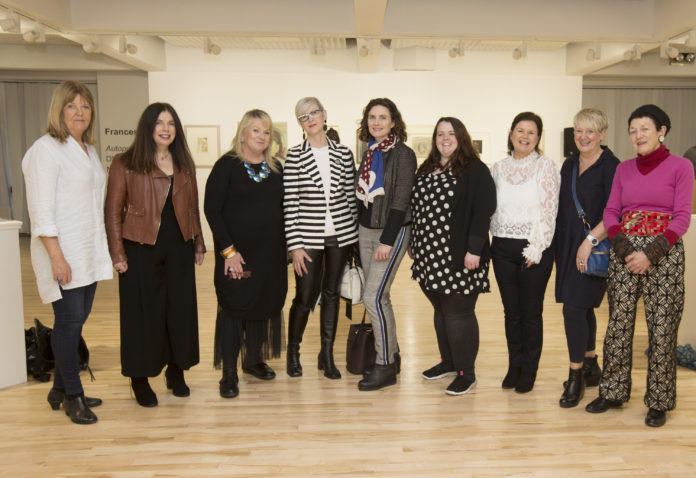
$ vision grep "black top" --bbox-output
[204,153,288,320]
[554,146,620,307]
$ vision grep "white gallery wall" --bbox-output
[149,44,583,246]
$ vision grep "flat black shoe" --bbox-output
[585,396,622,413]
[645,408,666,427]
[219,371,239,399]
[165,364,190,397]
[358,364,397,391]
[242,362,276,380]
[63,395,97,425]
[502,366,521,389]
[47,389,101,410]
[131,378,158,407]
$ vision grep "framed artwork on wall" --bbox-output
[470,131,492,165]
[184,125,220,167]
[406,124,434,165]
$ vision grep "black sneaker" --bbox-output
[445,376,477,396]
[421,362,457,380]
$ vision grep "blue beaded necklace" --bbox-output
[244,160,270,182]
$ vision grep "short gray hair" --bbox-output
[294,97,324,121]
[573,108,609,132]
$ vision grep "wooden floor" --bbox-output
[3,237,696,477]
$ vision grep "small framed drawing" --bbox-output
[185,125,220,167]
[406,124,434,165]
[470,131,492,165]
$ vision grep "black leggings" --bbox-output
[562,303,597,363]
[421,285,479,381]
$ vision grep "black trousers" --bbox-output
[287,236,351,345]
[491,237,553,372]
[562,303,597,363]
[421,285,479,381]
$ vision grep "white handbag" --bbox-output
[340,260,364,304]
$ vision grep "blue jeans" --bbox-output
[51,282,97,395]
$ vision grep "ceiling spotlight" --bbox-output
[119,36,138,55]
[310,38,325,56]
[586,46,601,61]
[669,52,696,65]
[204,38,221,55]
[666,46,680,59]
[22,22,45,43]
[0,12,20,33]
[82,37,100,53]
[512,41,527,60]
[449,41,464,58]
[623,44,641,61]
[686,53,696,63]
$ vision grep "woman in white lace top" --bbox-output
[490,111,560,394]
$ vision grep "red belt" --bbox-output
[620,210,672,236]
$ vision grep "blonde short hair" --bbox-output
[230,109,280,173]
[573,108,609,132]
[294,97,324,122]
[45,80,96,144]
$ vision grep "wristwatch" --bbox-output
[586,234,599,246]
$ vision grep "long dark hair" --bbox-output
[417,117,479,178]
[120,102,195,174]
[507,111,543,155]
[358,98,407,143]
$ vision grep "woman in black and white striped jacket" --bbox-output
[283,97,358,379]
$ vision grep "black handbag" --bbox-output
[571,165,610,278]
[25,318,91,382]
[345,310,376,374]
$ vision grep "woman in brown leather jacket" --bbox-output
[105,103,205,407]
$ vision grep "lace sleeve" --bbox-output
[522,157,560,263]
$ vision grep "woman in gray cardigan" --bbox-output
[355,98,417,391]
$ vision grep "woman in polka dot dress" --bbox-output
[410,117,497,395]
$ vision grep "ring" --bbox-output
[579,261,584,266]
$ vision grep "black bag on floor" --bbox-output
[25,318,91,381]
[346,311,376,374]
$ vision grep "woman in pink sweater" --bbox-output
[585,104,694,427]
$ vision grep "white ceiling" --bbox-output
[2,0,696,76]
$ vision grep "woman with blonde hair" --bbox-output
[554,108,619,408]
[204,109,287,398]
[284,97,358,379]
[23,80,112,424]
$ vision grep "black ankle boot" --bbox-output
[131,377,158,407]
[358,363,397,391]
[287,342,302,377]
[515,368,536,394]
[63,394,97,425]
[502,366,521,389]
[48,388,102,410]
[219,370,239,399]
[583,355,601,387]
[165,364,190,397]
[363,352,399,378]
[318,340,341,379]
[559,368,585,408]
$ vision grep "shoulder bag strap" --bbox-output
[571,164,592,234]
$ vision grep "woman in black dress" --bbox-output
[554,108,619,408]
[105,103,206,407]
[411,117,496,395]
[204,109,287,398]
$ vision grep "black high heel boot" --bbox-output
[63,394,97,425]
[47,388,102,410]
[559,368,585,408]
[318,340,341,379]
[131,377,158,407]
[501,366,521,389]
[165,363,190,397]
[287,342,302,377]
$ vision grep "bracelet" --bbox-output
[221,245,237,258]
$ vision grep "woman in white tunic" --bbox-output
[22,81,112,425]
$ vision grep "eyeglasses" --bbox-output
[297,109,323,123]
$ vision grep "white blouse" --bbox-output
[22,134,113,304]
[489,151,560,263]
[311,145,337,236]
